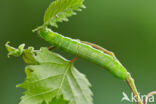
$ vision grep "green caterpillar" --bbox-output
[38,28,130,80]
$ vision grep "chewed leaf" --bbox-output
[5,42,25,57]
[44,0,85,27]
[16,47,93,104]
[22,47,38,65]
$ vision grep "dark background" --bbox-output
[0,0,156,104]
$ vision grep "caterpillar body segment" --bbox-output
[39,28,130,80]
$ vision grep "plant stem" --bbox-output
[126,76,143,104]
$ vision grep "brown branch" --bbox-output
[126,76,143,104]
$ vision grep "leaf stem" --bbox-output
[126,76,143,104]
[70,56,79,63]
[32,25,46,32]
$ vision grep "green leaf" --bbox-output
[22,47,38,65]
[16,47,93,104]
[5,41,25,57]
[44,0,85,27]
[42,95,69,104]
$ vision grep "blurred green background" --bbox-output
[0,0,156,104]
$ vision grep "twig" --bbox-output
[126,76,143,104]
